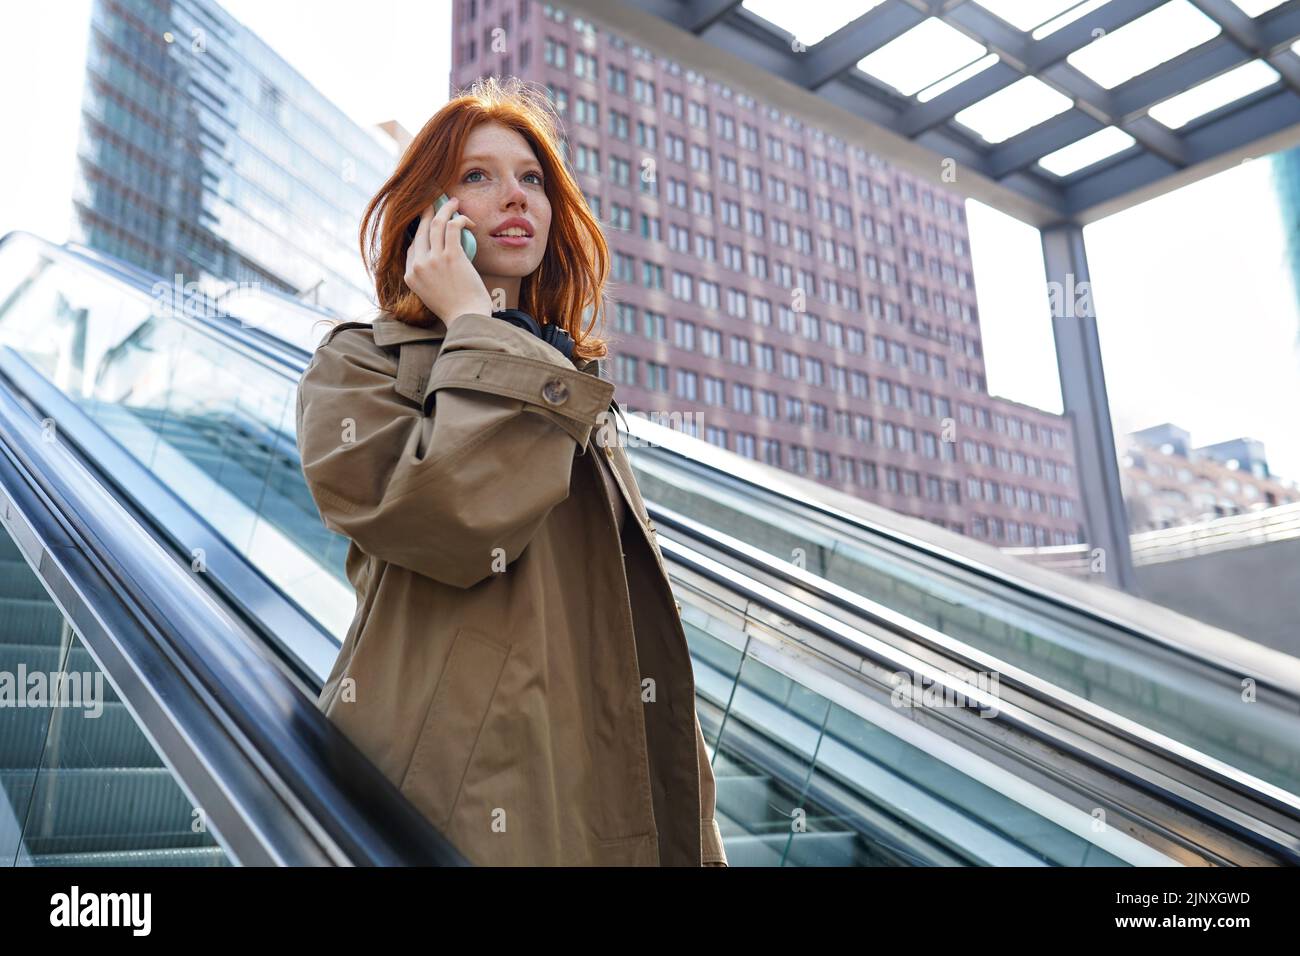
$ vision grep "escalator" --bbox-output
[0,524,228,866]
[0,230,1296,866]
[623,434,1300,863]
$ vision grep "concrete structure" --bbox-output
[451,0,1084,548]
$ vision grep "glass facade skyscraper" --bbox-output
[72,0,395,319]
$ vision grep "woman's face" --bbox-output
[445,121,552,286]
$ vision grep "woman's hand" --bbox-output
[403,196,493,325]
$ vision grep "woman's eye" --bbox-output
[463,169,543,185]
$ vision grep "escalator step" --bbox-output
[0,533,22,562]
[0,643,65,673]
[2,766,209,855]
[0,598,67,645]
[0,700,160,770]
[0,560,51,600]
[27,845,229,867]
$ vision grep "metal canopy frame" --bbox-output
[576,0,1300,227]
[559,0,1300,591]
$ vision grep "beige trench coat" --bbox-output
[295,310,727,866]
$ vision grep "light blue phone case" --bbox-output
[435,193,477,262]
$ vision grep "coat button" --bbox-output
[646,518,655,533]
[603,444,614,459]
[542,378,569,405]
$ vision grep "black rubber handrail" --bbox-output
[0,354,466,866]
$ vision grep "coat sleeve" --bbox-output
[295,312,616,589]
[695,710,729,865]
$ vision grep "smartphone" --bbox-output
[406,193,477,262]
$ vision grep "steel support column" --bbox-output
[1042,222,1135,590]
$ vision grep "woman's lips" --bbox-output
[491,234,532,247]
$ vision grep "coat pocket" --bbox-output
[398,626,512,829]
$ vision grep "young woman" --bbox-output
[295,76,727,867]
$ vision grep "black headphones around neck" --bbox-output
[492,308,575,361]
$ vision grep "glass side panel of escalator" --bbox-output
[0,528,231,866]
[674,580,1210,866]
[628,449,1300,801]
[0,239,356,638]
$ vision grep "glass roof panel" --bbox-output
[1147,59,1281,128]
[953,76,1075,143]
[1067,1,1222,90]
[1228,0,1287,16]
[856,17,989,97]
[916,53,1002,103]
[1037,126,1137,176]
[742,0,887,47]
[975,0,1089,32]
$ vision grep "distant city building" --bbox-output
[1196,436,1270,480]
[73,0,399,319]
[452,0,1084,547]
[1129,423,1192,460]
[1123,423,1297,532]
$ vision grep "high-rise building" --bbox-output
[72,0,397,319]
[451,0,1083,549]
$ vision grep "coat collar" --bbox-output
[371,312,447,348]
[372,312,602,376]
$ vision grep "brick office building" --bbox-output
[451,0,1084,548]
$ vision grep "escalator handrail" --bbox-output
[0,348,343,684]
[0,231,317,378]
[0,351,466,866]
[652,497,1300,818]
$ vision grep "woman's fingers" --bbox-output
[406,201,435,269]
[431,195,460,257]
[403,193,491,320]
[447,210,475,258]
[407,198,460,270]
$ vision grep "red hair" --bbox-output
[359,75,610,361]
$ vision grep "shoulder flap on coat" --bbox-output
[392,340,441,406]
[315,320,440,408]
[320,320,620,416]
